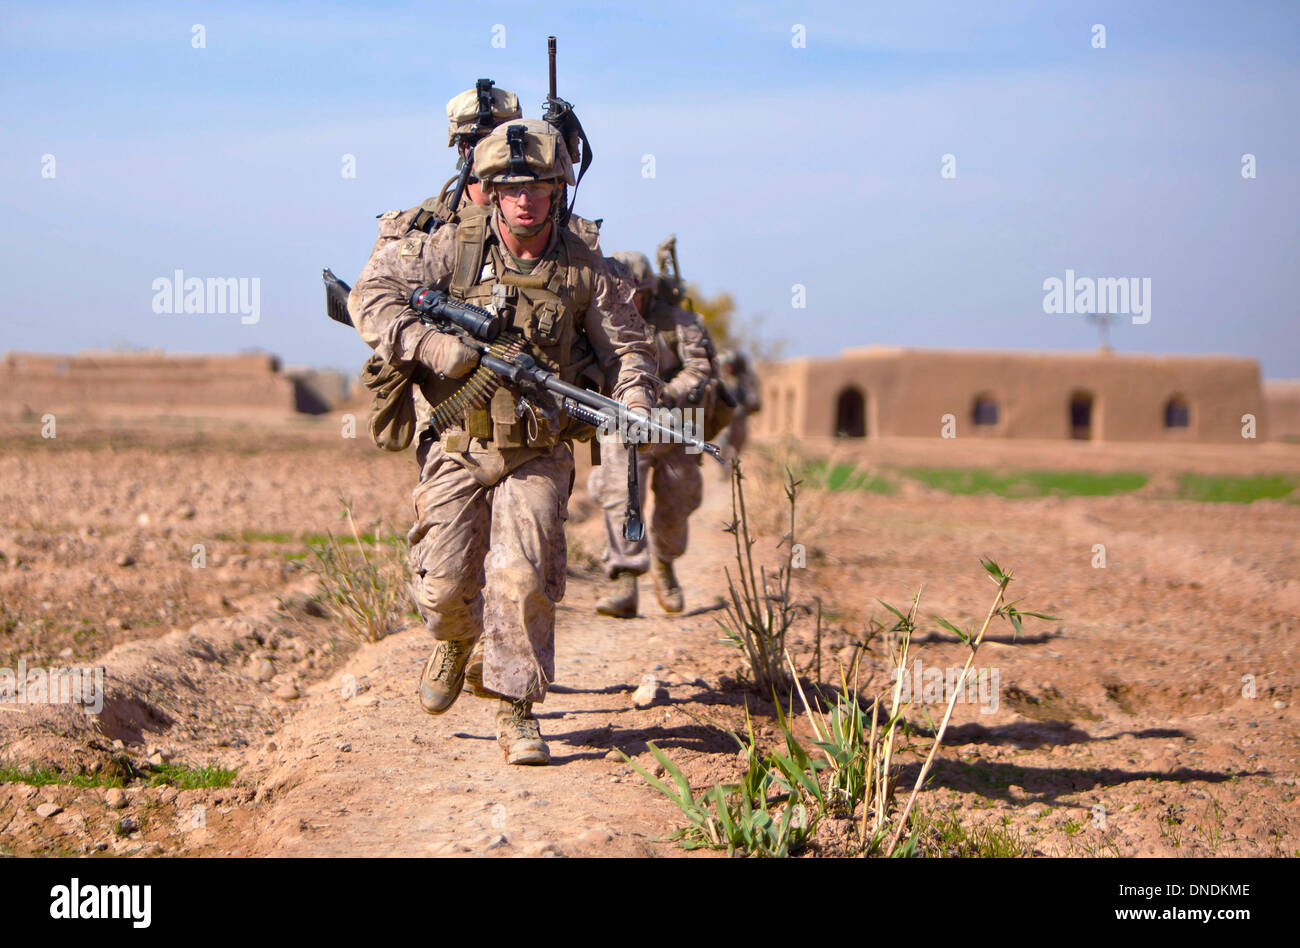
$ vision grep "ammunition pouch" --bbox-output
[361,353,424,452]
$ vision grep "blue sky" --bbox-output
[2,1,1297,377]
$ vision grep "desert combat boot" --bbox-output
[418,638,477,714]
[463,643,503,700]
[497,699,550,765]
[651,557,684,614]
[595,568,638,619]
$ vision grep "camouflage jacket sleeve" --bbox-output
[347,215,458,370]
[582,258,660,406]
[662,306,715,404]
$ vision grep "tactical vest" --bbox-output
[433,208,601,455]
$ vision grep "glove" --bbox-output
[623,390,656,453]
[660,380,689,408]
[623,389,654,419]
[416,330,478,379]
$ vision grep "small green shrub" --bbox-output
[622,713,820,858]
[146,762,236,789]
[0,764,126,789]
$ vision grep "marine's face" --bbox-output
[496,181,556,238]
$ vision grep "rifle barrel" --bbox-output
[445,145,475,221]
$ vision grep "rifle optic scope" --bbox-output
[409,288,501,341]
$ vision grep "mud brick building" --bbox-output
[1264,381,1300,442]
[755,347,1274,444]
[0,351,349,417]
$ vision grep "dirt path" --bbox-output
[235,470,740,858]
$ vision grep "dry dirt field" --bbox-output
[1,412,1297,857]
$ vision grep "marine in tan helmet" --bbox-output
[359,80,521,258]
[432,81,525,223]
[375,81,605,256]
[347,118,658,765]
[588,249,718,617]
[715,347,762,476]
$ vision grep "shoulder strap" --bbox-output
[449,211,490,295]
[556,227,594,312]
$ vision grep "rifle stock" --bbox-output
[323,268,353,327]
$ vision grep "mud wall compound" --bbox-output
[1,351,349,417]
[1263,382,1300,442]
[755,347,1271,443]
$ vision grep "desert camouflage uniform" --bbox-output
[589,298,714,577]
[349,210,657,704]
[567,214,603,251]
[717,350,761,469]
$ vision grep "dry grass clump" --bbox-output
[717,463,802,695]
[304,499,413,643]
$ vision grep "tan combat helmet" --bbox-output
[474,119,576,186]
[446,80,522,146]
[609,252,655,291]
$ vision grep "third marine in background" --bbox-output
[588,247,730,618]
[715,347,761,475]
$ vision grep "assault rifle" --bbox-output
[409,287,722,455]
[409,288,723,542]
[321,270,722,541]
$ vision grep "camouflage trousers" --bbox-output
[407,440,573,705]
[587,440,703,578]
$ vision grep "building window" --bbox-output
[835,387,866,438]
[1164,396,1190,429]
[972,394,999,426]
